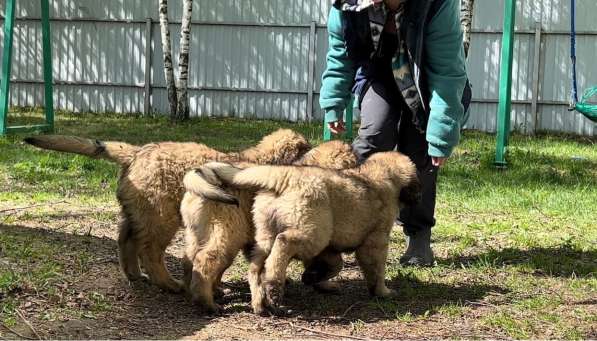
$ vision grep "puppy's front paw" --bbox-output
[313,280,341,294]
[252,301,268,316]
[264,280,285,308]
[205,303,223,315]
[164,279,185,293]
[126,271,150,283]
[190,293,221,314]
[375,286,397,298]
[213,286,227,298]
[265,304,287,317]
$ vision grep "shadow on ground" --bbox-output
[1,222,509,338]
[217,266,507,324]
[445,149,597,191]
[0,224,211,339]
[6,222,592,338]
[439,246,597,278]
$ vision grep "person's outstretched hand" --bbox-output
[328,120,346,135]
[431,157,447,167]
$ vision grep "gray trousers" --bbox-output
[352,79,438,236]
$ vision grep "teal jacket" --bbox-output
[320,0,469,158]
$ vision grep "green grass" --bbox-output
[0,229,94,326]
[0,109,595,339]
[1,110,333,205]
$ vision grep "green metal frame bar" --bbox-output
[495,0,516,167]
[41,0,54,132]
[0,0,54,136]
[0,0,16,135]
[323,96,354,142]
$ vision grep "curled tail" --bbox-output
[399,175,423,207]
[183,163,241,206]
[24,135,139,166]
[191,162,299,206]
[203,162,298,194]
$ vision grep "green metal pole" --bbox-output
[495,0,516,167]
[323,117,332,141]
[0,0,16,136]
[41,0,54,132]
[344,97,354,141]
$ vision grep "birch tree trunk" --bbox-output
[158,0,178,119]
[176,0,193,121]
[460,0,475,58]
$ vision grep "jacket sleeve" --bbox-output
[423,0,468,158]
[319,7,357,123]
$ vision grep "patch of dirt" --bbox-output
[0,201,592,339]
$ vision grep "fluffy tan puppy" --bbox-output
[201,151,421,315]
[24,129,310,292]
[180,140,357,312]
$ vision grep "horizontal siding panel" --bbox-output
[466,103,533,133]
[541,35,597,102]
[0,0,593,135]
[473,0,597,31]
[0,0,330,25]
[467,33,536,101]
[539,104,595,135]
[152,88,307,121]
[1,20,146,85]
[152,25,309,92]
[9,83,144,113]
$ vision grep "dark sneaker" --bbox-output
[399,229,435,267]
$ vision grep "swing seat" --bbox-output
[574,87,597,122]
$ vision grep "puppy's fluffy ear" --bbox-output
[399,175,422,207]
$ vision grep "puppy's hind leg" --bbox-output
[302,248,343,293]
[136,217,184,293]
[248,246,269,316]
[249,231,279,315]
[187,240,241,313]
[140,246,184,293]
[117,215,143,281]
[182,198,225,312]
[262,229,328,313]
[355,227,395,298]
[181,194,210,289]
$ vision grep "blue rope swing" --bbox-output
[569,0,597,122]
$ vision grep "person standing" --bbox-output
[320,0,471,266]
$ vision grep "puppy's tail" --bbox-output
[399,172,423,207]
[199,162,298,198]
[24,135,139,167]
[183,164,241,206]
[212,162,302,194]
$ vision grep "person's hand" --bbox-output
[383,0,401,11]
[431,157,447,167]
[327,120,346,135]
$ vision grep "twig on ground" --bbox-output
[124,324,149,336]
[341,301,364,318]
[1,322,36,340]
[277,321,369,341]
[230,325,254,332]
[0,201,67,214]
[379,328,392,341]
[222,282,248,290]
[2,214,13,223]
[374,298,388,317]
[464,300,497,308]
[15,309,42,340]
[293,333,327,339]
[532,205,551,219]
[95,257,119,265]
